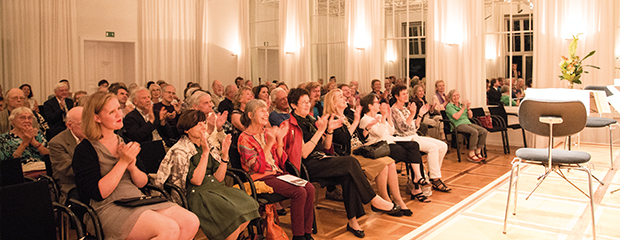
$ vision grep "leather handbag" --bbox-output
[353,140,391,159]
[262,204,288,240]
[477,116,493,129]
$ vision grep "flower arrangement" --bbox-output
[559,33,599,88]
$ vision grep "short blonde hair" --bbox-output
[82,91,116,141]
[323,89,343,116]
[55,83,68,91]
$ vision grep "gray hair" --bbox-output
[130,87,149,102]
[8,107,33,126]
[187,90,209,108]
[54,83,68,91]
[270,87,286,103]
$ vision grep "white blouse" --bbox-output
[359,114,396,144]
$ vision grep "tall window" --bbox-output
[383,1,427,80]
[311,0,345,83]
[250,0,280,85]
[505,14,533,81]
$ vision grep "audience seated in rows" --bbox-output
[280,88,401,238]
[73,91,199,240]
[501,85,519,107]
[358,93,429,203]
[238,99,314,240]
[390,85,451,193]
[323,89,411,216]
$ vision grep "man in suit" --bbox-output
[43,83,73,140]
[48,106,84,204]
[0,89,41,134]
[123,87,173,146]
[486,78,502,105]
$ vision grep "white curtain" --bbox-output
[344,0,382,95]
[533,0,615,89]
[0,0,79,102]
[238,0,251,79]
[484,3,506,80]
[138,0,208,93]
[279,0,311,88]
[427,0,485,107]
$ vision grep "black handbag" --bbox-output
[114,196,167,207]
[353,140,391,159]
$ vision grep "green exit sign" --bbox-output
[105,31,115,37]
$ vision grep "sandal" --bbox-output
[467,154,483,163]
[431,179,452,192]
[411,192,431,203]
[476,152,486,160]
[415,178,429,186]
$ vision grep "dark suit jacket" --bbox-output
[487,88,501,105]
[123,108,173,145]
[48,129,78,204]
[217,98,234,122]
[43,97,74,140]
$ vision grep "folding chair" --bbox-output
[502,99,598,239]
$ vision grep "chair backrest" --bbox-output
[1,158,24,187]
[440,110,453,133]
[518,99,586,137]
[1,180,56,239]
[488,105,508,123]
[137,140,166,174]
[470,108,486,118]
[584,86,612,97]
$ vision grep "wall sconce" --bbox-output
[231,53,237,56]
[286,51,295,55]
[355,47,365,51]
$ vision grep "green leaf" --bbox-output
[585,65,600,69]
[581,50,596,61]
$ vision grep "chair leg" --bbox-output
[455,134,462,162]
[574,166,596,239]
[609,126,614,170]
[525,169,552,200]
[503,160,519,234]
[521,128,527,148]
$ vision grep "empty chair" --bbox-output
[488,104,527,148]
[583,86,618,170]
[503,99,598,239]
[470,107,509,154]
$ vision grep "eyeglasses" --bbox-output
[17,115,33,121]
[164,91,176,95]
[9,96,26,101]
[298,101,311,105]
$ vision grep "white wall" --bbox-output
[77,0,138,41]
[76,0,138,93]
[208,0,241,88]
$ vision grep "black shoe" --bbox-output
[401,209,413,216]
[293,236,306,240]
[371,203,402,216]
[346,224,365,238]
[304,233,314,240]
[411,192,431,203]
[276,208,287,216]
[325,188,344,201]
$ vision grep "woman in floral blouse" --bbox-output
[0,107,49,177]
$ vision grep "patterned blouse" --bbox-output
[0,131,47,165]
[238,130,287,176]
[391,105,418,137]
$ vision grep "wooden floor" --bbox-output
[195,144,520,240]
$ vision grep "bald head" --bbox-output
[212,80,223,96]
[66,106,85,140]
[6,88,26,111]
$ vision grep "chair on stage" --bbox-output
[582,86,618,169]
[502,99,598,239]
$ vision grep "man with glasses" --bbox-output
[0,89,41,134]
[154,84,181,140]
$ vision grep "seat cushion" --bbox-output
[515,148,591,164]
[586,117,617,128]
